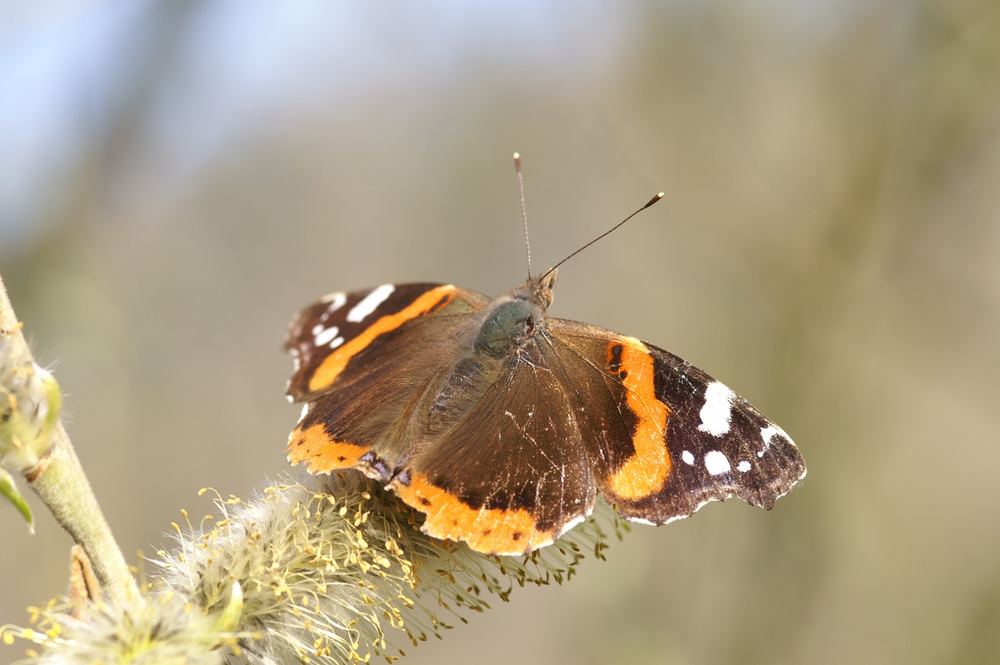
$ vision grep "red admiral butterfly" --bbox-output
[284,156,806,555]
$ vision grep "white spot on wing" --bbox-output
[297,404,310,424]
[758,424,793,457]
[329,336,344,349]
[697,382,735,437]
[682,450,695,465]
[320,292,347,311]
[347,284,395,323]
[704,450,731,476]
[737,460,752,473]
[314,325,340,346]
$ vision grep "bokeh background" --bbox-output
[2,2,999,663]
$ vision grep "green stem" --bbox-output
[0,273,137,605]
[0,468,33,530]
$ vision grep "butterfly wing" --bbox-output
[387,339,597,556]
[543,318,806,525]
[285,283,490,476]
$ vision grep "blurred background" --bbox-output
[2,1,999,663]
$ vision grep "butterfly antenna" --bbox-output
[540,191,664,281]
[514,152,532,279]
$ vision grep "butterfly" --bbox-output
[284,158,806,556]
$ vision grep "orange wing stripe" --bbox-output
[390,472,554,555]
[287,423,368,474]
[308,285,456,392]
[606,337,672,500]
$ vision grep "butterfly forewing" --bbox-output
[544,318,806,525]
[285,283,489,401]
[285,283,489,476]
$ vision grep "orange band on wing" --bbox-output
[390,472,554,555]
[606,337,671,500]
[308,285,456,392]
[287,423,368,474]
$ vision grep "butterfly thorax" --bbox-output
[473,297,543,357]
[474,270,557,358]
[424,271,558,435]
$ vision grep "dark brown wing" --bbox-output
[285,283,489,400]
[387,339,596,555]
[543,318,806,525]
[285,283,490,477]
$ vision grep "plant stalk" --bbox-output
[0,273,137,605]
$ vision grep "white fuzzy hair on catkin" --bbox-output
[4,473,619,664]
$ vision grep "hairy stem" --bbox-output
[0,273,137,605]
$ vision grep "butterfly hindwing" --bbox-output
[387,339,596,555]
[544,319,806,525]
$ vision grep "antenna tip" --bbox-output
[644,192,665,209]
[513,152,520,160]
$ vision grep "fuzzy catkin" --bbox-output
[159,475,617,664]
[6,474,618,665]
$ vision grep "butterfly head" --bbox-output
[525,268,557,310]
